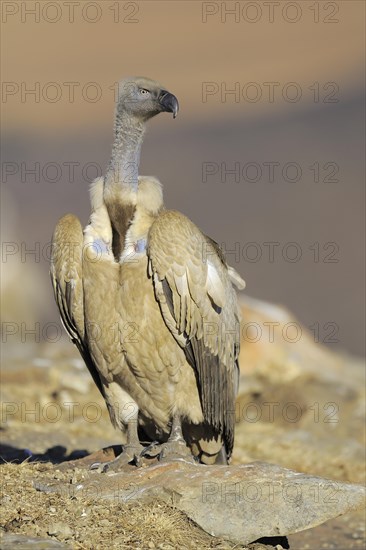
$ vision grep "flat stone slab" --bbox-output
[0,533,69,549]
[34,460,366,545]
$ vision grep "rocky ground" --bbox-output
[1,297,365,549]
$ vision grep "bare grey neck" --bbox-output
[104,110,145,192]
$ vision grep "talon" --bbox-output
[139,440,160,458]
[134,454,142,468]
[90,461,103,471]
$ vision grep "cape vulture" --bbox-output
[51,77,245,469]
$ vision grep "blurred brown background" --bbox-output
[1,0,365,357]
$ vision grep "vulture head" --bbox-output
[116,76,179,121]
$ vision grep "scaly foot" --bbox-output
[90,443,145,472]
[158,438,197,464]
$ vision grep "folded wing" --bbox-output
[50,214,104,396]
[147,210,241,457]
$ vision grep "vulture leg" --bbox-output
[158,415,197,464]
[91,420,145,472]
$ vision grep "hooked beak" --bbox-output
[159,90,179,118]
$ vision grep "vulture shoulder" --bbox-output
[147,209,243,457]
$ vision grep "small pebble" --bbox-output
[48,521,73,539]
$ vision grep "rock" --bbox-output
[0,533,69,549]
[60,373,91,394]
[238,295,364,388]
[47,521,73,539]
[235,295,366,486]
[35,460,365,546]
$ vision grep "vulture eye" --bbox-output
[139,88,150,96]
